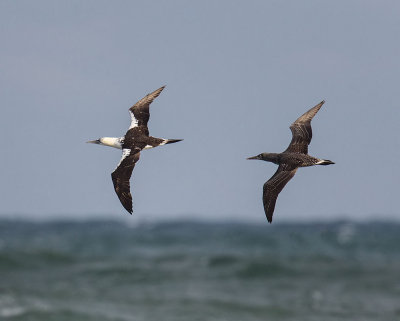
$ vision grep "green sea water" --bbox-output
[0,220,399,321]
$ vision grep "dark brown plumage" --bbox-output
[111,86,182,214]
[111,151,140,214]
[247,101,334,223]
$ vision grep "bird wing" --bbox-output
[111,149,141,214]
[128,86,165,129]
[263,165,298,223]
[285,101,324,154]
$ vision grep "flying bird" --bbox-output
[87,86,182,214]
[247,101,334,223]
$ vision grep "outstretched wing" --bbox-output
[285,101,324,154]
[263,165,297,223]
[111,149,141,214]
[129,86,165,129]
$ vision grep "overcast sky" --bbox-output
[1,1,399,223]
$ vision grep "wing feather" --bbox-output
[129,86,165,129]
[285,101,324,154]
[111,149,140,214]
[263,165,297,223]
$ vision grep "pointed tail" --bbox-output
[317,159,335,165]
[163,139,183,145]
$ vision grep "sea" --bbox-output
[0,219,399,321]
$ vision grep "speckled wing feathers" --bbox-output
[285,101,324,154]
[263,165,298,223]
[129,86,165,129]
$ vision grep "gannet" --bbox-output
[247,101,334,223]
[87,86,182,214]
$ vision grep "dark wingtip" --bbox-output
[155,85,166,93]
[122,204,133,215]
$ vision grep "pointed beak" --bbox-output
[247,155,259,160]
[87,139,101,144]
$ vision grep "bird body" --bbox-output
[87,86,182,214]
[248,101,334,223]
[280,152,332,167]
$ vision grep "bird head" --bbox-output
[247,153,279,164]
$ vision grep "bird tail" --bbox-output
[317,159,335,165]
[163,139,183,145]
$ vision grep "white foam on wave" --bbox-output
[0,306,26,318]
[0,294,50,318]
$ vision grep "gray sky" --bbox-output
[1,0,399,222]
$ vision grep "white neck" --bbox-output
[99,137,123,149]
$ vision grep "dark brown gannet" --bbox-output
[87,86,182,214]
[247,100,334,223]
